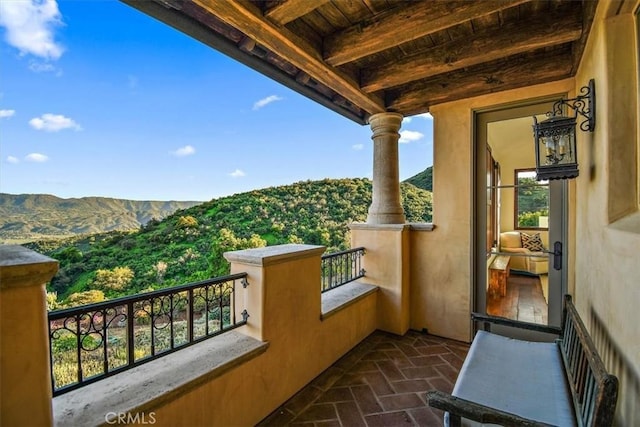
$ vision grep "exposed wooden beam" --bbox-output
[570,0,598,75]
[324,0,530,67]
[361,8,583,92]
[388,50,573,113]
[264,0,331,25]
[193,0,384,114]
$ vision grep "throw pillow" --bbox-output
[521,232,544,252]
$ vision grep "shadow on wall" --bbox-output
[589,308,639,426]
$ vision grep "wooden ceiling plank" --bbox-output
[193,0,384,114]
[285,18,322,52]
[332,0,376,24]
[388,50,573,112]
[264,0,332,25]
[361,8,583,92]
[324,0,530,66]
[300,10,335,37]
[314,2,352,31]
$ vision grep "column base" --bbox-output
[366,208,406,225]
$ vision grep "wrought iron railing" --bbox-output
[48,273,249,396]
[321,247,366,292]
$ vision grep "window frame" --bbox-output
[486,146,499,255]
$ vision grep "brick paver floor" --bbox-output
[258,330,469,426]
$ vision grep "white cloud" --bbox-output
[29,113,81,132]
[352,144,364,151]
[0,0,64,60]
[229,169,245,178]
[253,95,283,110]
[28,60,59,74]
[399,130,424,143]
[0,109,15,118]
[403,112,433,123]
[25,152,48,162]
[170,145,195,157]
[6,156,19,164]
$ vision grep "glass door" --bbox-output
[474,102,568,341]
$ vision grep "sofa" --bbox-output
[499,231,549,275]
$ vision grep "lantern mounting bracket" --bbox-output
[548,79,595,132]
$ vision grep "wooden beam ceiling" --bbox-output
[323,0,530,67]
[360,8,583,92]
[387,48,574,115]
[264,0,331,25]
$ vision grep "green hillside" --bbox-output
[404,166,433,191]
[27,178,432,307]
[0,193,201,243]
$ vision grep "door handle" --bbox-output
[543,241,562,270]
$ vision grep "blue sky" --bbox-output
[0,0,433,202]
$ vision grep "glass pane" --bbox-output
[515,169,549,229]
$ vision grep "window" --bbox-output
[514,169,549,230]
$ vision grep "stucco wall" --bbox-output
[414,80,573,343]
[0,246,58,427]
[573,1,640,423]
[420,0,639,420]
[150,294,378,427]
[409,228,471,341]
[350,224,411,335]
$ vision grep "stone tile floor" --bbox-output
[258,330,469,426]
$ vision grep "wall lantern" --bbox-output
[532,79,595,180]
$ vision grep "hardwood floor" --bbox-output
[487,273,548,325]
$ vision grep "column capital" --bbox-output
[368,112,403,135]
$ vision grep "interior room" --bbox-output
[485,116,551,325]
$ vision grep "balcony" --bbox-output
[2,2,639,424]
[1,229,453,426]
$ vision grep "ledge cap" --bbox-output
[224,244,326,267]
[0,245,58,289]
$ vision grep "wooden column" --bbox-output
[367,112,406,224]
[0,246,58,427]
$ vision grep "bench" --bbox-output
[426,295,618,426]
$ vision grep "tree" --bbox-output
[153,261,168,283]
[177,215,199,229]
[67,290,105,307]
[56,246,83,263]
[516,176,549,227]
[46,292,59,311]
[92,266,134,291]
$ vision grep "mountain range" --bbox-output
[2,167,432,244]
[0,194,201,243]
[20,174,432,306]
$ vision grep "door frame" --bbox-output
[472,98,569,339]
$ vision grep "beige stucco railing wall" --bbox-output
[1,244,378,426]
[0,245,58,427]
[143,244,378,426]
